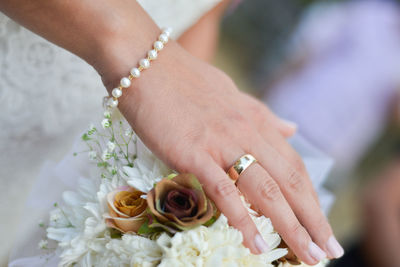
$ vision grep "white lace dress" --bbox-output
[0,0,221,263]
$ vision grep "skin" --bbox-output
[0,0,342,264]
[362,161,400,267]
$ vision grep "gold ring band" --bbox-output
[227,154,257,184]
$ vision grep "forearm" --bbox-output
[0,0,160,72]
[178,0,230,62]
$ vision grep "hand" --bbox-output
[101,39,343,265]
[0,0,342,262]
[362,161,400,267]
[0,0,341,264]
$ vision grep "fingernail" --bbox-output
[326,236,344,258]
[308,241,327,261]
[254,234,269,254]
[280,119,298,130]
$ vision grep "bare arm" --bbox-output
[0,0,160,80]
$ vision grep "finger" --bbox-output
[239,92,297,138]
[269,115,297,138]
[237,163,326,265]
[257,126,320,204]
[194,154,269,255]
[248,136,344,259]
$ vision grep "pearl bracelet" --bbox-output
[104,27,173,110]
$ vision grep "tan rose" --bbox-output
[146,173,216,233]
[104,186,147,233]
[277,240,301,265]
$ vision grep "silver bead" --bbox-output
[154,41,164,51]
[130,67,140,78]
[107,97,118,108]
[112,88,122,98]
[147,49,157,60]
[159,33,168,44]
[120,77,131,88]
[140,58,150,69]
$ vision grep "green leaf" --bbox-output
[81,133,90,141]
[166,173,178,180]
[109,228,123,239]
[203,216,217,227]
[97,162,109,168]
[138,218,160,235]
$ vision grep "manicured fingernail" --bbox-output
[326,236,344,258]
[308,241,327,261]
[254,234,269,254]
[280,119,298,130]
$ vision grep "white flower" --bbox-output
[278,259,329,267]
[124,127,133,137]
[122,139,171,192]
[102,149,112,161]
[50,211,61,222]
[107,141,116,152]
[103,110,111,119]
[157,214,286,267]
[101,118,111,129]
[38,239,48,249]
[88,151,97,161]
[107,165,117,176]
[88,123,96,135]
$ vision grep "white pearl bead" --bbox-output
[147,49,158,60]
[107,97,118,108]
[120,77,131,88]
[140,58,150,69]
[154,41,164,51]
[162,27,173,37]
[159,33,168,44]
[130,67,140,78]
[112,88,122,98]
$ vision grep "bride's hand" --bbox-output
[101,40,343,265]
[0,0,343,264]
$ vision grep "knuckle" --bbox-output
[181,127,208,148]
[257,178,281,201]
[168,143,205,172]
[314,215,330,233]
[211,120,231,137]
[215,179,237,198]
[230,112,248,127]
[287,169,305,193]
[234,212,251,229]
[288,221,303,236]
[251,104,268,120]
[287,222,308,249]
[291,156,307,173]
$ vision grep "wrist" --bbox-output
[89,14,161,92]
[99,26,184,114]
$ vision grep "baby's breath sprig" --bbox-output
[73,111,137,180]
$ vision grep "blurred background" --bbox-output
[216,0,400,266]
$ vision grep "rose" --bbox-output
[277,240,301,265]
[104,186,147,233]
[146,173,216,233]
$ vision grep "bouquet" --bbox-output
[38,111,328,267]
